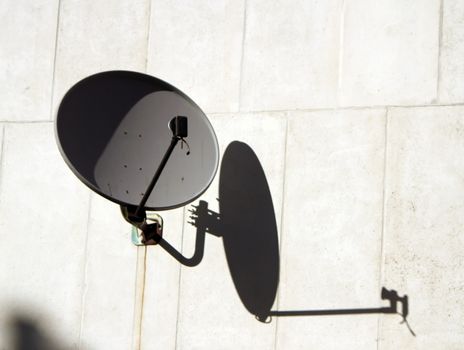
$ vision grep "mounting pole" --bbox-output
[128,116,188,223]
[134,136,180,218]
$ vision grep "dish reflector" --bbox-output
[56,71,219,210]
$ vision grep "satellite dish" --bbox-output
[55,70,219,243]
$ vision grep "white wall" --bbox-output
[1,0,463,349]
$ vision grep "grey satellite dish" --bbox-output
[55,70,219,244]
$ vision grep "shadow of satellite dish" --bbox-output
[186,142,414,335]
[186,141,280,320]
[219,141,280,320]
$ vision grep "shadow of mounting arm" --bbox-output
[158,200,222,267]
[269,306,393,317]
[266,287,415,336]
[121,207,206,266]
[268,287,408,318]
[158,230,205,267]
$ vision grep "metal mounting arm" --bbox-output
[133,115,188,220]
[133,136,180,219]
[121,115,188,244]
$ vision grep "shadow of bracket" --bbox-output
[158,141,416,337]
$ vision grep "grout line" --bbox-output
[3,100,464,124]
[133,1,153,347]
[336,0,346,106]
[144,0,153,73]
[0,120,53,124]
[131,246,140,350]
[376,108,389,350]
[132,247,139,350]
[238,0,248,112]
[49,0,62,122]
[131,246,147,350]
[0,126,6,206]
[436,0,444,103]
[273,114,289,350]
[174,207,187,350]
[78,191,93,350]
[206,101,464,116]
[136,247,148,350]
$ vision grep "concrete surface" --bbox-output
[0,1,463,349]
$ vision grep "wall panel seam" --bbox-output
[77,191,93,350]
[376,107,389,350]
[238,0,248,112]
[208,102,464,115]
[49,0,62,121]
[273,113,289,350]
[131,247,147,350]
[174,206,187,350]
[138,247,148,350]
[436,0,444,103]
[336,0,346,106]
[134,1,154,347]
[0,125,6,209]
[144,0,153,73]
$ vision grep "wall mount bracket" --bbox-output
[131,211,164,246]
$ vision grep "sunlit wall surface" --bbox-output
[1,1,463,349]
